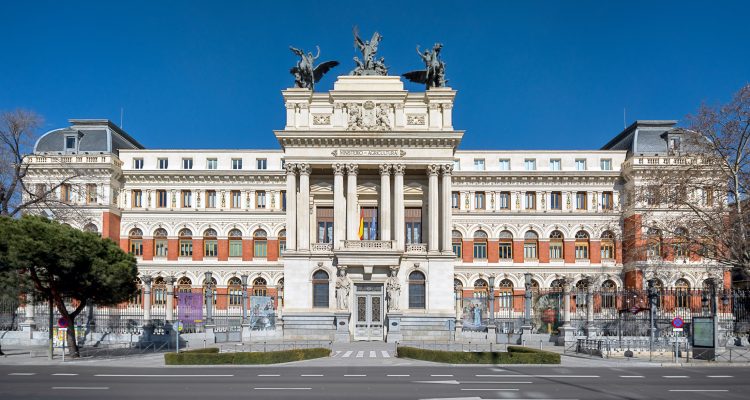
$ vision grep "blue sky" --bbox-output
[2,1,748,150]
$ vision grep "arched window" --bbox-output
[675,279,690,308]
[153,276,166,305]
[228,228,243,257]
[254,229,268,258]
[550,279,565,291]
[574,231,590,260]
[203,228,218,257]
[179,228,193,257]
[600,231,615,260]
[523,230,538,260]
[203,277,217,305]
[601,280,616,309]
[408,271,426,309]
[83,223,99,236]
[498,230,513,260]
[278,229,286,256]
[674,227,689,258]
[473,230,488,260]
[531,279,540,293]
[498,279,514,309]
[177,276,192,293]
[549,230,564,260]
[129,278,143,305]
[312,270,329,308]
[252,277,268,296]
[574,279,590,307]
[473,279,488,299]
[651,278,665,309]
[154,228,168,258]
[129,228,143,256]
[647,228,662,258]
[228,277,242,306]
[454,279,463,300]
[452,230,463,259]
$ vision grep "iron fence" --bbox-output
[0,299,22,331]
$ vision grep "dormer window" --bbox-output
[669,137,681,154]
[64,136,77,152]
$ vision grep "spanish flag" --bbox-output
[358,208,365,240]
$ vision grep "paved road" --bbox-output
[1,364,748,399]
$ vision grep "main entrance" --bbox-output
[353,283,384,341]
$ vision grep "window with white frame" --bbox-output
[575,159,587,171]
[600,158,612,171]
[182,158,193,169]
[232,158,243,170]
[207,158,218,170]
[65,135,77,151]
[256,191,267,208]
[576,191,587,210]
[499,159,510,171]
[473,158,485,171]
[133,158,144,169]
[524,159,536,171]
[158,158,168,169]
[524,192,536,209]
[549,159,561,171]
[474,192,485,209]
[498,191,510,209]
[256,158,267,170]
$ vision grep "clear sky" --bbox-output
[2,1,748,151]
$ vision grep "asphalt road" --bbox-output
[1,364,748,400]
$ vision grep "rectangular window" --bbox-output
[65,136,77,150]
[550,243,563,260]
[256,158,267,170]
[131,189,142,208]
[498,191,510,210]
[473,241,487,260]
[452,240,462,259]
[60,184,72,203]
[230,190,241,208]
[182,158,193,170]
[405,208,422,244]
[129,240,143,256]
[523,243,537,259]
[576,191,587,210]
[601,191,613,210]
[601,242,615,260]
[155,239,168,257]
[575,159,587,171]
[549,159,561,171]
[409,282,425,309]
[281,190,287,211]
[703,187,714,206]
[256,191,266,208]
[179,240,193,257]
[473,158,485,171]
[254,239,268,258]
[600,158,612,171]
[361,207,379,240]
[499,159,510,171]
[156,190,168,208]
[575,243,589,259]
[550,191,562,210]
[229,240,242,257]
[204,240,218,257]
[669,137,681,153]
[524,159,536,171]
[206,190,216,208]
[451,192,459,209]
[207,158,218,170]
[232,158,243,170]
[499,242,512,259]
[524,192,536,209]
[158,158,169,169]
[86,183,97,204]
[317,207,334,243]
[181,190,192,208]
[474,192,485,209]
[133,158,144,169]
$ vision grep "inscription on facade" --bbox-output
[332,149,406,157]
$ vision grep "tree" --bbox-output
[0,109,80,219]
[632,84,750,283]
[0,215,138,357]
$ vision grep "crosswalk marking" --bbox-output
[342,351,353,358]
[381,350,390,358]
[331,349,392,359]
[356,351,364,358]
[369,351,376,357]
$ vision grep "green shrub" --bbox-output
[181,347,220,354]
[164,348,330,365]
[396,346,560,364]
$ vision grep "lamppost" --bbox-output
[488,275,495,326]
[204,271,214,325]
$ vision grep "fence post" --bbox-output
[20,293,35,337]
[166,276,175,322]
[557,281,574,345]
[521,273,532,337]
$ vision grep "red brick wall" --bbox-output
[623,269,643,289]
[142,239,154,261]
[538,240,550,263]
[487,239,499,263]
[615,240,623,263]
[623,214,643,263]
[167,239,178,260]
[218,239,229,261]
[512,240,524,263]
[242,239,253,261]
[192,239,203,261]
[267,239,279,261]
[563,240,575,263]
[590,240,601,264]
[119,238,128,253]
[462,240,473,263]
[101,211,121,240]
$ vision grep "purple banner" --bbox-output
[177,292,203,324]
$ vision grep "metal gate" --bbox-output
[353,284,384,341]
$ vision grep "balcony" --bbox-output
[405,243,427,254]
[342,240,395,250]
[311,243,333,253]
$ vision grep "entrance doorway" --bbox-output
[353,283,384,341]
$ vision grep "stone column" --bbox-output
[285,163,297,251]
[346,164,359,240]
[393,164,405,250]
[240,274,249,324]
[427,164,440,253]
[379,164,392,241]
[142,275,152,324]
[165,276,175,322]
[298,163,311,251]
[333,163,346,249]
[441,164,453,253]
[204,272,214,325]
[557,280,575,345]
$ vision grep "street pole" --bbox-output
[488,275,495,326]
[48,295,53,360]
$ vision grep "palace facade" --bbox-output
[25,75,726,341]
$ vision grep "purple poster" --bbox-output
[177,292,203,324]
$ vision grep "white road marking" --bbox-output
[9,373,36,376]
[342,351,353,358]
[344,374,366,377]
[332,351,342,358]
[708,375,733,378]
[463,381,533,384]
[461,388,519,391]
[669,389,728,392]
[663,376,689,378]
[381,351,390,358]
[254,388,311,390]
[620,375,644,378]
[301,374,323,377]
[52,373,79,376]
[430,374,454,377]
[356,351,364,358]
[96,374,234,377]
[52,387,109,390]
[258,374,280,377]
[370,350,376,358]
[388,374,410,377]
[475,374,599,378]
[415,380,459,385]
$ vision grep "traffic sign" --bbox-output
[173,321,183,332]
[671,317,684,329]
[57,317,69,328]
[630,306,639,315]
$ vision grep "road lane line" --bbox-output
[254,388,311,390]
[381,351,390,358]
[663,376,689,378]
[669,390,728,392]
[300,374,323,377]
[9,373,36,376]
[95,374,234,377]
[342,351,353,358]
[344,374,366,377]
[475,374,599,378]
[52,387,109,390]
[356,351,364,358]
[52,373,79,376]
[708,375,733,378]
[431,374,453,377]
[620,375,644,378]
[258,374,280,377]
[463,381,533,384]
[388,374,410,377]
[461,388,519,391]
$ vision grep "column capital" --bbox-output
[393,164,406,175]
[346,163,359,175]
[426,164,440,176]
[379,164,392,176]
[165,276,176,285]
[441,163,454,175]
[284,163,297,175]
[298,163,311,175]
[140,275,152,286]
[332,163,346,175]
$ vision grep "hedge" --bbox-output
[396,345,560,364]
[164,348,330,365]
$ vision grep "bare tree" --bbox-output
[0,109,81,219]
